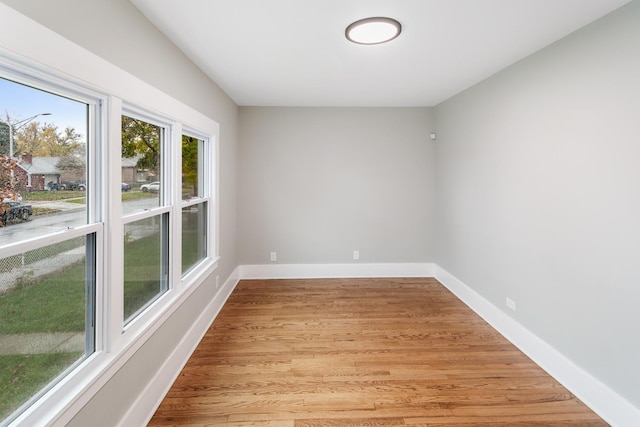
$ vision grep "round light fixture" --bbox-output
[345,17,402,45]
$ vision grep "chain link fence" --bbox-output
[0,237,85,294]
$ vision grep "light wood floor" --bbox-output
[148,278,607,426]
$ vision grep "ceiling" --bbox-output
[130,0,629,107]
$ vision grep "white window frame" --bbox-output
[179,128,214,284]
[0,60,107,427]
[0,5,220,426]
[119,108,174,328]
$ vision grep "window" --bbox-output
[0,17,218,424]
[181,134,208,275]
[0,77,97,423]
[121,114,169,324]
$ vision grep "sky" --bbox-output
[0,77,87,142]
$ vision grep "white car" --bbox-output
[140,181,160,192]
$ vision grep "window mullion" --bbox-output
[172,123,183,291]
[105,95,124,352]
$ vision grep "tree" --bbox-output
[0,155,25,198]
[0,122,10,156]
[182,135,199,197]
[0,155,24,226]
[56,155,86,179]
[121,116,160,174]
[14,121,84,157]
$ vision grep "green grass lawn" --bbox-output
[0,352,82,421]
[0,250,87,420]
[181,229,202,274]
[22,191,86,201]
[123,232,164,320]
[32,207,60,216]
[37,191,157,206]
[65,198,86,204]
[23,190,157,205]
[122,191,157,202]
[0,262,86,335]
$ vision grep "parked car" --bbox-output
[121,182,131,192]
[45,181,60,191]
[60,180,87,191]
[0,200,33,224]
[140,181,160,192]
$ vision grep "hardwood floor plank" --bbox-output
[294,418,405,427]
[148,278,607,426]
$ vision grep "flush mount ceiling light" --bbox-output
[345,17,402,45]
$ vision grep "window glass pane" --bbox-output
[181,202,207,274]
[181,135,203,200]
[1,78,89,233]
[123,214,168,323]
[0,236,94,421]
[121,116,162,216]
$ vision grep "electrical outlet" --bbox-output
[270,251,277,262]
[506,297,517,311]
[353,250,360,260]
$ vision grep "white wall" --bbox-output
[239,107,435,265]
[0,0,239,425]
[435,0,640,410]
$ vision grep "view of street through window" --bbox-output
[1,75,166,420]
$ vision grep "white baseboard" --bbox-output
[434,265,640,427]
[239,262,435,279]
[119,266,240,427]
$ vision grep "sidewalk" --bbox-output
[0,332,84,355]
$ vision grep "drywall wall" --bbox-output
[0,0,238,425]
[239,107,435,265]
[434,0,640,409]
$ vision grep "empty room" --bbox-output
[0,0,638,426]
